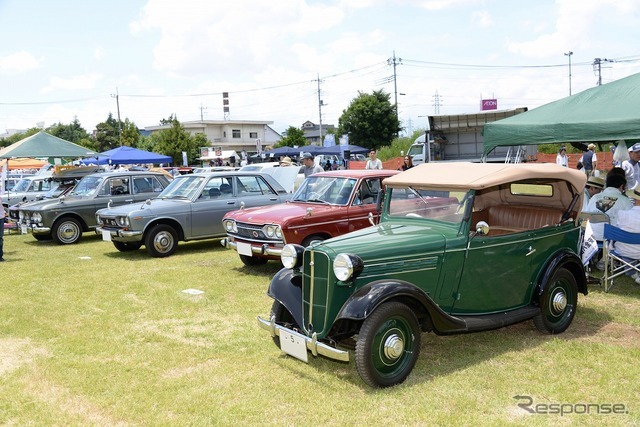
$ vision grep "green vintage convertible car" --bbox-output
[258,162,589,387]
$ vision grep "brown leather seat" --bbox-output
[484,205,563,230]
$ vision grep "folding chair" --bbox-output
[578,211,610,280]
[602,223,640,292]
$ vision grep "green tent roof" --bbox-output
[483,72,640,154]
[0,131,96,159]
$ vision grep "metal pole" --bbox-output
[564,51,573,95]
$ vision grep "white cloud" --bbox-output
[471,10,492,28]
[94,46,106,61]
[0,51,41,74]
[41,73,104,94]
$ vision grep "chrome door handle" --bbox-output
[526,246,536,256]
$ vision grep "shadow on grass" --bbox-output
[270,304,614,390]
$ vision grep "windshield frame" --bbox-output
[291,176,357,205]
[386,186,471,232]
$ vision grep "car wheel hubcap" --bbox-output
[383,333,404,360]
[153,231,174,253]
[60,223,79,242]
[551,290,567,315]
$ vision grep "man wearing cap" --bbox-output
[582,175,604,211]
[611,189,640,284]
[580,143,598,176]
[622,143,640,190]
[300,152,324,177]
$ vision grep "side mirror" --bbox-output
[475,221,489,236]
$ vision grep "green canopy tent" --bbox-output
[0,131,97,159]
[483,72,640,156]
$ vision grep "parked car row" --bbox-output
[11,162,591,389]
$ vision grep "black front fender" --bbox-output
[266,268,303,329]
[336,280,467,334]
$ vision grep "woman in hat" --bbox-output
[583,175,604,211]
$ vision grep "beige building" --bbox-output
[145,120,282,154]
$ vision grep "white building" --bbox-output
[145,120,282,154]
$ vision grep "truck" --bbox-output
[407,108,536,164]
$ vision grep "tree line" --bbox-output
[2,89,415,163]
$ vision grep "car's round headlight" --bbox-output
[275,226,282,239]
[264,225,275,238]
[333,253,364,282]
[32,213,42,222]
[117,216,130,227]
[223,219,237,233]
[281,244,304,269]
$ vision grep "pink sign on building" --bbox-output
[481,99,498,110]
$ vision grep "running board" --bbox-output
[456,306,541,333]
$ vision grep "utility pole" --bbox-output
[316,73,325,145]
[199,103,207,121]
[111,87,122,145]
[432,91,443,114]
[387,51,402,125]
[564,51,573,95]
[593,57,614,86]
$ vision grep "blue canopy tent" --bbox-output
[312,144,370,156]
[260,146,306,157]
[80,146,172,165]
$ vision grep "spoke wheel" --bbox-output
[356,302,421,388]
[52,218,82,245]
[113,241,142,252]
[240,254,268,266]
[145,224,178,258]
[534,267,578,334]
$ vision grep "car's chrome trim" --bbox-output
[221,238,283,256]
[256,315,349,362]
[95,226,143,239]
[31,226,51,234]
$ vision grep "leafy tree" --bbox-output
[150,116,201,165]
[337,90,401,150]
[276,126,307,148]
[120,118,140,147]
[0,127,41,148]
[94,113,121,151]
[377,129,424,161]
[46,117,90,144]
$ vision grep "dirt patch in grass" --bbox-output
[565,319,640,349]
[0,338,50,376]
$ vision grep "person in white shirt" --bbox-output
[556,147,568,167]
[586,173,633,241]
[365,150,383,170]
[612,189,640,285]
[621,143,640,190]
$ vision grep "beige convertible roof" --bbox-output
[383,162,587,191]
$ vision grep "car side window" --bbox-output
[355,179,379,205]
[236,176,276,197]
[100,177,130,196]
[132,176,159,194]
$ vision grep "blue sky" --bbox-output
[1,0,639,136]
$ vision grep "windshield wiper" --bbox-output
[306,198,330,205]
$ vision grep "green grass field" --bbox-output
[1,232,638,426]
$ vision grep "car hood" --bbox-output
[96,198,187,217]
[224,201,342,224]
[17,197,70,211]
[309,222,456,261]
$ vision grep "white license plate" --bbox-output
[237,241,253,256]
[280,329,308,363]
[101,230,112,241]
[21,224,28,234]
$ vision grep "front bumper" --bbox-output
[95,226,143,242]
[257,315,350,362]
[221,237,283,257]
[31,225,51,235]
